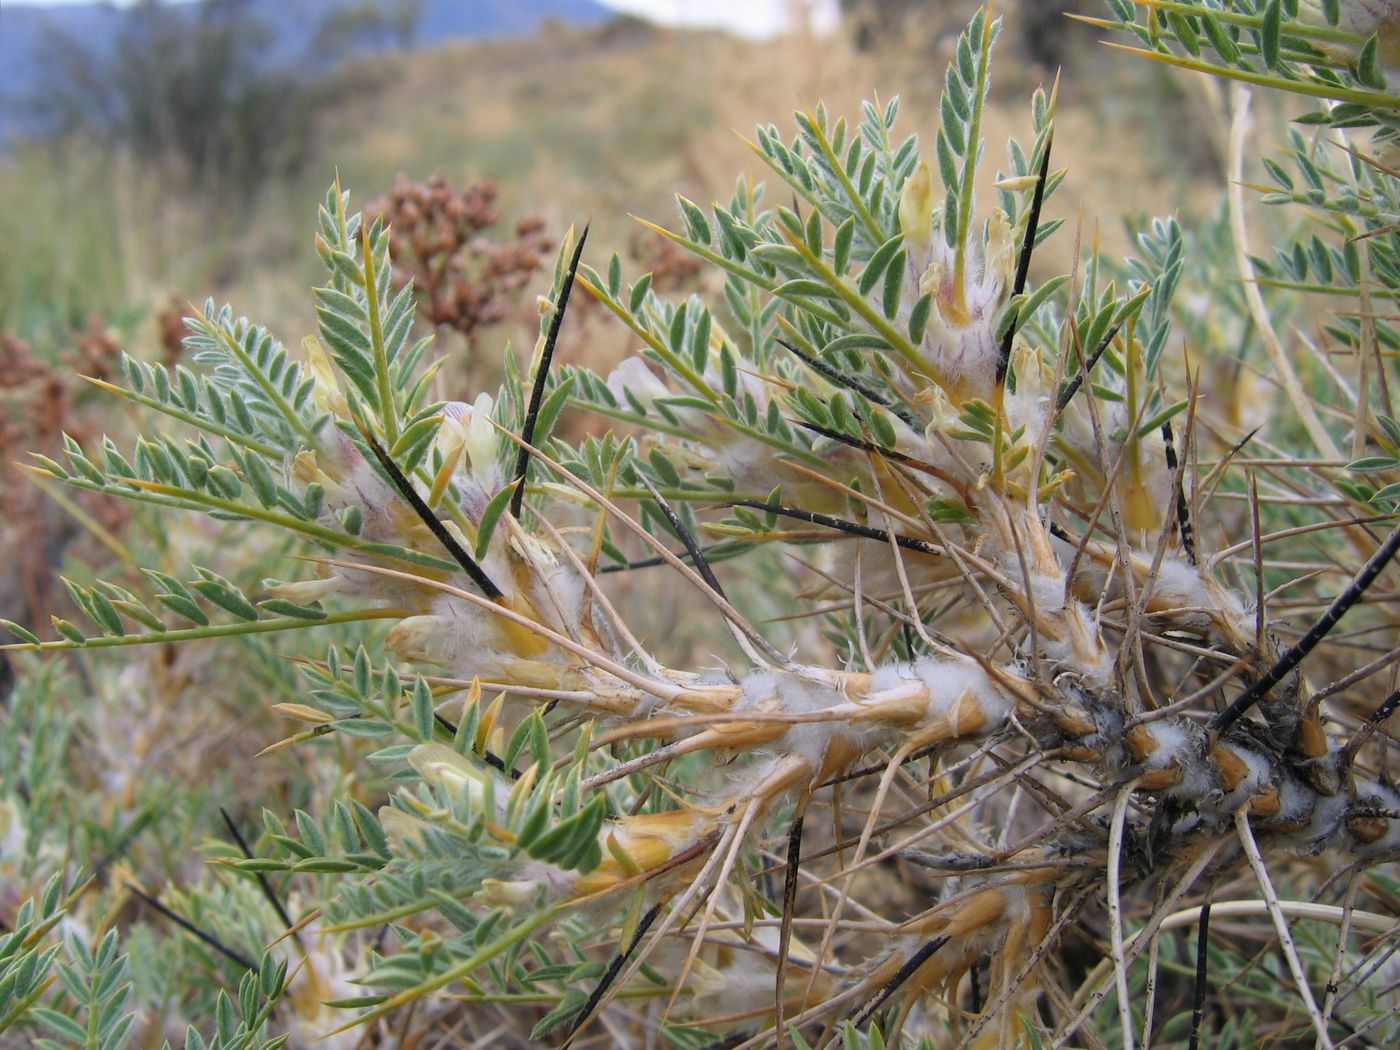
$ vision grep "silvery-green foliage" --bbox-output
[28,932,134,1050]
[0,878,66,1038]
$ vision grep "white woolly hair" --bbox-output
[910,655,1012,729]
[1138,721,1198,771]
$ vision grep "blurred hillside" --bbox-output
[0,0,610,138]
[0,4,1216,397]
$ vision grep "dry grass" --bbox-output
[2,13,1218,384]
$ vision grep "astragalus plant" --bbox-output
[5,4,1400,1047]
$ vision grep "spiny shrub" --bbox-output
[4,4,1399,1048]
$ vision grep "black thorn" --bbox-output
[479,748,520,778]
[638,476,727,600]
[729,499,941,557]
[126,882,257,972]
[512,224,590,520]
[1365,686,1400,731]
[775,338,922,429]
[996,133,1053,387]
[1206,427,1262,492]
[430,714,519,779]
[1161,421,1197,565]
[219,807,295,934]
[90,808,154,881]
[356,422,505,602]
[1012,137,1053,304]
[1187,902,1212,1050]
[776,813,804,1013]
[1342,684,1400,767]
[1213,522,1400,732]
[561,901,664,1045]
[1054,320,1122,413]
[793,420,942,477]
[854,933,950,1026]
[599,542,737,574]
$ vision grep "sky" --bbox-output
[1,0,842,39]
[599,0,837,38]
